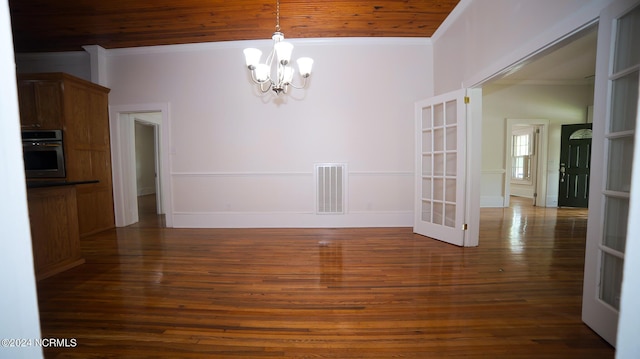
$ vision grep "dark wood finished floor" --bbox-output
[35,196,614,358]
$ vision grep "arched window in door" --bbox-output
[569,128,593,140]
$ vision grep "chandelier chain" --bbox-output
[275,0,281,32]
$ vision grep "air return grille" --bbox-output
[315,163,346,214]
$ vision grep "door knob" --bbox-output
[560,163,566,183]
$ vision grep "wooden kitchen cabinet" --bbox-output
[27,185,85,280]
[18,73,115,237]
[18,79,64,129]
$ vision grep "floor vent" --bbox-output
[315,163,346,214]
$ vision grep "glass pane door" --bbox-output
[583,0,640,346]
[414,89,467,246]
[600,4,639,311]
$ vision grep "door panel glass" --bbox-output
[603,197,629,252]
[445,179,456,202]
[422,178,432,199]
[614,5,640,72]
[610,71,639,132]
[446,126,457,150]
[434,128,444,151]
[422,155,432,176]
[445,100,457,125]
[433,178,444,201]
[434,153,444,176]
[446,153,457,176]
[569,129,593,139]
[421,201,432,222]
[445,204,456,227]
[422,108,432,129]
[422,131,432,152]
[433,104,444,127]
[606,136,635,192]
[600,252,624,310]
[433,202,443,225]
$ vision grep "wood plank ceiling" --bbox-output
[8,0,460,53]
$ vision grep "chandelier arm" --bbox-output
[277,62,285,84]
[287,77,309,90]
[259,81,273,93]
[249,71,263,85]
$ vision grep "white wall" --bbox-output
[16,51,91,80]
[481,83,594,207]
[0,1,43,358]
[104,38,433,228]
[433,0,610,93]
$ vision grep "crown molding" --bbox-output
[105,37,432,56]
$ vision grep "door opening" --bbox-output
[109,103,172,228]
[134,118,161,221]
[504,121,549,207]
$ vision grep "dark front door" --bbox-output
[558,123,592,208]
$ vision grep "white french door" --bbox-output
[414,89,469,246]
[582,0,640,347]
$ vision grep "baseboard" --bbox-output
[171,211,413,228]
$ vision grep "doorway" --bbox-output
[504,120,550,207]
[480,25,597,210]
[134,118,162,222]
[109,103,173,228]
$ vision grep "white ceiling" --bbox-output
[494,26,597,85]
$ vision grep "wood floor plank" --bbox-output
[35,196,613,358]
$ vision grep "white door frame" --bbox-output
[466,88,483,247]
[504,119,550,207]
[109,103,173,227]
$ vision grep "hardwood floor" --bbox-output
[35,196,614,358]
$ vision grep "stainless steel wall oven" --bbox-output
[22,130,66,178]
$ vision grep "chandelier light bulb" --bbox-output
[254,64,270,83]
[243,48,262,70]
[274,41,294,65]
[296,57,314,78]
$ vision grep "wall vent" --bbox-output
[315,163,346,214]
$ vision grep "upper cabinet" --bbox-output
[18,79,64,129]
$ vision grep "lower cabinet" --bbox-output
[27,185,85,280]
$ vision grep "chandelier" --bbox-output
[243,0,314,95]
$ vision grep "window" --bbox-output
[512,131,533,182]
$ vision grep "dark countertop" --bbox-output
[26,180,99,189]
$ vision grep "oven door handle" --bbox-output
[23,142,63,147]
